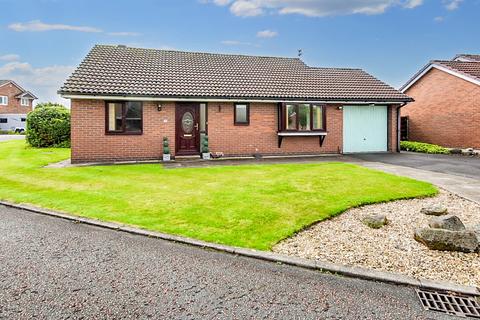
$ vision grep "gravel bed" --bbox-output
[273,190,480,287]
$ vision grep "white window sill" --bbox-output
[278,131,327,136]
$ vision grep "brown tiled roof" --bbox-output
[433,60,480,81]
[454,54,480,62]
[59,45,411,102]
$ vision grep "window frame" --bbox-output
[234,103,250,126]
[105,101,143,135]
[21,98,29,106]
[279,103,326,132]
[0,96,8,106]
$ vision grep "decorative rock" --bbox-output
[420,205,448,216]
[414,228,479,253]
[361,214,388,229]
[428,215,466,231]
[474,224,480,241]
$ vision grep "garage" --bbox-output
[343,105,388,153]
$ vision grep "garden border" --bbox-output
[1,199,478,297]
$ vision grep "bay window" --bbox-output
[106,101,143,134]
[280,103,326,132]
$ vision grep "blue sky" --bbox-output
[0,0,478,105]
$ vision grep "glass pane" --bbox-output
[125,102,142,119]
[312,105,324,130]
[235,104,247,123]
[286,104,297,130]
[200,103,206,132]
[298,104,310,131]
[108,103,123,131]
[126,119,142,132]
[182,112,194,133]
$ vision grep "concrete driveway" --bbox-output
[0,134,25,142]
[347,152,480,203]
[0,205,446,319]
[349,152,480,180]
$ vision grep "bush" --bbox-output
[400,141,450,154]
[26,103,71,148]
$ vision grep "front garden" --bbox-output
[0,140,436,250]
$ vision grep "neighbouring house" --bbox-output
[0,80,37,132]
[59,44,412,163]
[401,54,480,149]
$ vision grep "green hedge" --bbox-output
[400,141,450,154]
[26,103,71,148]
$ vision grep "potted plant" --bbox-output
[163,136,171,161]
[202,136,210,160]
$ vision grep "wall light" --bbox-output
[157,103,163,111]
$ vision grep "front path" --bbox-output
[0,135,24,142]
[0,205,445,319]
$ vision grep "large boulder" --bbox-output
[420,205,448,216]
[361,214,388,229]
[428,215,466,231]
[414,228,479,253]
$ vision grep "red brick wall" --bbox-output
[389,105,399,152]
[71,99,399,163]
[71,99,175,163]
[207,103,342,155]
[0,82,33,114]
[402,68,480,148]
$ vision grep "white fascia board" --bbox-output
[402,64,480,92]
[61,94,404,105]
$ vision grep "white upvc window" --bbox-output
[0,96,8,106]
[21,98,29,106]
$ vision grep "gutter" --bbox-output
[59,93,412,106]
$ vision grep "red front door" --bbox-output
[176,103,200,155]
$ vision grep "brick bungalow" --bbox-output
[0,80,37,132]
[59,45,411,163]
[401,54,480,149]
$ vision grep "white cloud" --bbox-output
[107,32,141,36]
[205,0,424,17]
[257,29,278,38]
[8,20,140,37]
[444,0,462,10]
[0,60,74,106]
[434,16,444,22]
[230,0,264,16]
[404,0,423,9]
[0,54,20,61]
[8,20,102,33]
[221,40,256,46]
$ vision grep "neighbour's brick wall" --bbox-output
[0,82,33,114]
[71,99,175,163]
[207,103,343,156]
[402,68,480,148]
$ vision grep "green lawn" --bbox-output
[0,140,437,250]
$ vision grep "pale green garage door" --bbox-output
[343,105,388,153]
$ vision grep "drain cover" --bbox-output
[416,289,480,318]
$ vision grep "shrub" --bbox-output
[202,136,209,153]
[400,141,450,154]
[163,137,170,154]
[26,103,71,148]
